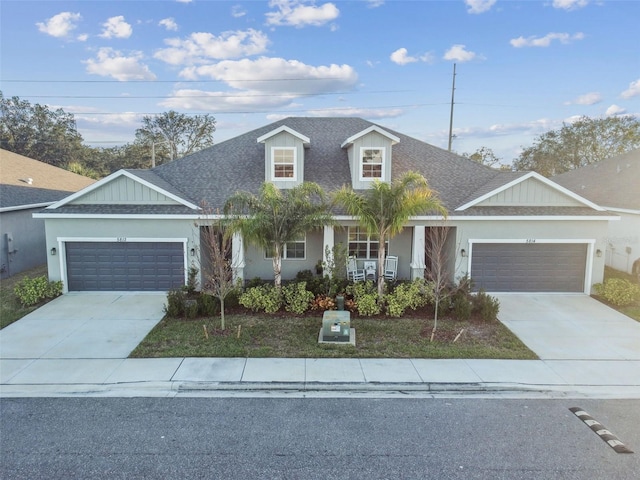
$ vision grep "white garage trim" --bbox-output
[56,237,190,293]
[466,238,596,294]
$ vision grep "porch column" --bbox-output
[232,232,245,283]
[410,226,426,280]
[323,225,334,266]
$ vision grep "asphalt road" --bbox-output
[1,397,639,479]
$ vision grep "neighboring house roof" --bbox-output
[552,149,640,212]
[0,149,95,211]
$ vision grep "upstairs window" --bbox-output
[348,227,388,259]
[360,147,384,180]
[272,147,296,180]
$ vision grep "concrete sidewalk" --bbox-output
[1,293,639,399]
[2,356,640,398]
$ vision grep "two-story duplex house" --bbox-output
[36,117,614,294]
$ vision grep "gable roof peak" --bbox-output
[256,125,310,145]
[341,124,400,148]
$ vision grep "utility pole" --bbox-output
[447,63,456,152]
[151,139,171,168]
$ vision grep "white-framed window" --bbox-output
[272,147,296,180]
[360,147,384,180]
[265,235,306,260]
[348,227,388,259]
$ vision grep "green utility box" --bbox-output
[321,310,351,342]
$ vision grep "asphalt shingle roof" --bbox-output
[152,117,509,213]
[552,149,640,211]
[1,149,95,209]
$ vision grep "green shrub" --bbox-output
[594,278,640,306]
[185,299,199,318]
[346,281,381,316]
[185,266,199,294]
[14,275,63,307]
[473,290,500,322]
[165,288,186,317]
[385,280,430,317]
[197,293,220,316]
[451,293,472,321]
[282,282,315,314]
[239,285,282,313]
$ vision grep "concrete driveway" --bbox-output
[495,294,640,361]
[0,293,166,360]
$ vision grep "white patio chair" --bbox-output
[383,255,398,281]
[346,256,365,282]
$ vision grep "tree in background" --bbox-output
[134,110,216,165]
[224,182,333,289]
[0,92,85,167]
[462,146,502,168]
[512,115,640,176]
[333,171,446,299]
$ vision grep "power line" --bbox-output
[6,89,413,100]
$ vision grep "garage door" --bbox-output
[66,241,185,291]
[470,243,587,292]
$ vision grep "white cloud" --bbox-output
[605,104,626,116]
[443,44,478,62]
[621,78,640,99]
[366,0,385,7]
[465,0,496,14]
[266,0,340,28]
[99,16,133,39]
[565,92,602,105]
[154,29,269,65]
[304,107,404,118]
[390,48,416,65]
[160,57,357,112]
[180,57,358,93]
[176,0,193,3]
[159,18,178,31]
[510,32,584,48]
[390,48,434,65]
[552,0,589,11]
[77,33,89,42]
[36,12,81,38]
[231,5,247,18]
[84,47,156,81]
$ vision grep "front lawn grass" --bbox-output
[130,311,537,359]
[0,264,48,329]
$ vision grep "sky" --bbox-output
[1,0,639,165]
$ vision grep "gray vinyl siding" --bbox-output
[475,177,583,207]
[347,131,393,189]
[70,176,179,205]
[0,208,47,278]
[262,131,305,188]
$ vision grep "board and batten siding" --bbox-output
[70,175,179,205]
[262,131,305,188]
[346,131,393,189]
[476,178,584,207]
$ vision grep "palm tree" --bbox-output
[333,171,446,298]
[224,182,333,289]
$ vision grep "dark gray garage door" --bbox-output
[66,241,185,291]
[470,243,587,292]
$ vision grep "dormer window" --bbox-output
[272,147,296,180]
[360,148,384,180]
